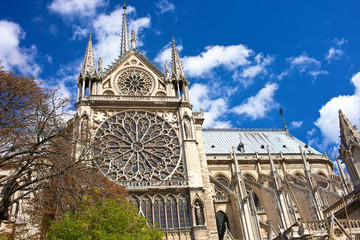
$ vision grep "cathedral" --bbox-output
[2,3,360,240]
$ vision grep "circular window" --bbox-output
[333,228,342,237]
[93,111,184,182]
[115,67,154,96]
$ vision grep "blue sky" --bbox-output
[1,0,360,160]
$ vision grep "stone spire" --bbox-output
[170,38,186,81]
[339,109,360,150]
[120,2,129,57]
[80,33,98,79]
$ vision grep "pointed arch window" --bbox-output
[140,195,152,221]
[216,211,230,240]
[154,195,165,228]
[178,195,190,227]
[166,195,178,228]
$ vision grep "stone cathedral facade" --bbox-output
[2,4,357,240]
[71,4,360,240]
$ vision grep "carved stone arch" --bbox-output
[294,172,306,179]
[316,171,329,189]
[103,90,114,95]
[129,195,140,209]
[243,173,257,182]
[155,91,166,96]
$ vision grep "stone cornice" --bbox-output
[75,95,192,109]
[206,153,332,165]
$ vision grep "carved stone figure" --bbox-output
[184,115,193,139]
[195,201,204,225]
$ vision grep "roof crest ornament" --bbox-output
[279,107,289,132]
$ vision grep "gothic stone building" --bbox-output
[72,5,360,240]
[3,4,360,240]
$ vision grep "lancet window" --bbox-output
[130,193,191,229]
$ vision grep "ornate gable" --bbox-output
[100,50,167,97]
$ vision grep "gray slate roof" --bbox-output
[202,129,320,155]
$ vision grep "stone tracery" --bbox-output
[93,111,185,183]
[115,67,154,95]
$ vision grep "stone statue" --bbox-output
[194,201,204,225]
[184,115,193,139]
[98,57,103,72]
[164,61,169,77]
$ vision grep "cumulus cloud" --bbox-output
[233,54,274,88]
[0,20,41,76]
[156,0,175,14]
[232,83,279,119]
[326,47,344,62]
[48,0,105,17]
[92,6,151,67]
[154,41,183,68]
[290,121,303,129]
[189,83,231,128]
[314,72,360,146]
[181,44,252,77]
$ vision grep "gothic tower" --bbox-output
[75,4,218,239]
[339,109,360,190]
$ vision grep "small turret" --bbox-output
[77,33,99,100]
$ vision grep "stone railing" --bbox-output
[86,95,181,102]
[164,228,192,240]
[119,180,188,188]
[306,218,360,234]
[323,192,357,217]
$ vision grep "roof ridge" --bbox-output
[202,128,287,132]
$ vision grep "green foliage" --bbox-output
[45,198,163,240]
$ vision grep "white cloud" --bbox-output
[314,72,360,146]
[182,44,252,77]
[156,0,175,14]
[287,53,321,72]
[0,20,41,76]
[154,41,183,68]
[326,47,344,62]
[232,83,279,120]
[286,52,328,79]
[309,70,328,78]
[189,83,230,128]
[233,54,274,88]
[92,6,151,68]
[72,25,89,40]
[290,121,303,129]
[48,0,105,17]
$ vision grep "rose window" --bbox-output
[115,67,154,95]
[93,111,185,183]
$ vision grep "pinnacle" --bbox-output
[170,38,186,82]
[80,33,98,79]
[339,109,360,150]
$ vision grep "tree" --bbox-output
[46,197,163,240]
[0,63,80,222]
[30,166,128,237]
